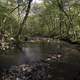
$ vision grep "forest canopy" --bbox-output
[0,0,80,44]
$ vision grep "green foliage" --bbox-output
[0,1,19,51]
[0,0,80,51]
[26,0,80,42]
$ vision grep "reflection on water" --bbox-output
[0,40,80,66]
[18,47,42,64]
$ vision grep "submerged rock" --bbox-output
[0,62,48,80]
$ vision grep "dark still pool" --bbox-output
[0,40,80,80]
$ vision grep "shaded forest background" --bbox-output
[0,0,80,50]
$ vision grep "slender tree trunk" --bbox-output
[15,0,33,40]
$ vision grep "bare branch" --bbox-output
[10,5,19,13]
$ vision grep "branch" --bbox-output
[10,5,19,13]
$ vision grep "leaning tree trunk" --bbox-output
[13,0,33,49]
[56,0,74,40]
[15,0,33,40]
